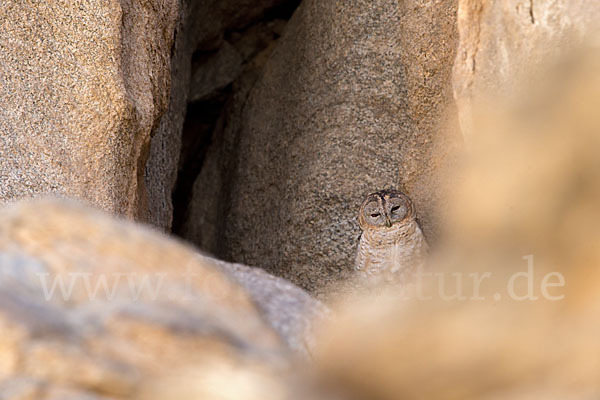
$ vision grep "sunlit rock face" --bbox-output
[0,1,178,219]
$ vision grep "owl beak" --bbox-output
[385,216,392,228]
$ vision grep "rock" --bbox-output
[189,42,243,102]
[192,0,294,51]
[316,49,600,400]
[187,0,461,296]
[170,18,287,237]
[0,198,296,399]
[453,0,600,140]
[143,3,189,231]
[213,259,331,358]
[145,0,297,230]
[0,1,178,220]
[230,20,288,61]
[175,17,286,242]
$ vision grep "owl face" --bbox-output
[358,189,414,230]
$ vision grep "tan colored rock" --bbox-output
[0,1,178,220]
[188,0,461,296]
[0,198,296,399]
[453,0,600,140]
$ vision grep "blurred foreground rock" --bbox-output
[453,0,600,139]
[215,260,331,358]
[0,199,325,399]
[315,43,600,400]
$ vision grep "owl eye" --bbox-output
[370,213,381,218]
[391,205,400,212]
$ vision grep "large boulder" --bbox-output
[453,0,600,140]
[186,0,461,295]
[0,1,178,219]
[0,198,325,398]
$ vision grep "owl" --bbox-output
[355,189,428,282]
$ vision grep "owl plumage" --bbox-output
[355,189,428,282]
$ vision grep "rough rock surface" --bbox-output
[189,42,244,102]
[177,18,287,248]
[453,0,600,140]
[0,198,306,399]
[144,2,189,230]
[187,0,460,295]
[0,1,178,219]
[169,18,287,235]
[145,0,295,230]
